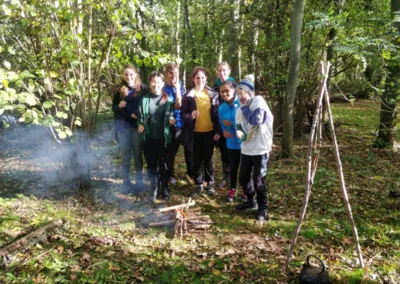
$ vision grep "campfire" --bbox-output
[144,198,213,236]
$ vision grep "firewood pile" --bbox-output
[143,199,213,236]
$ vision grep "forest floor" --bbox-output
[0,100,399,283]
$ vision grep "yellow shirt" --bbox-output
[194,90,213,132]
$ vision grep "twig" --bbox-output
[156,201,195,213]
[0,219,64,258]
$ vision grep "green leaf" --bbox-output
[3,61,11,70]
[56,112,65,118]
[43,101,53,109]
[135,32,143,40]
[25,93,37,106]
[58,132,67,139]
[7,47,16,55]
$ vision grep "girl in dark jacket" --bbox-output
[181,66,221,198]
[112,65,148,193]
[138,72,175,202]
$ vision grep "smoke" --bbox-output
[0,119,123,200]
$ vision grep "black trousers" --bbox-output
[193,131,215,185]
[228,149,241,189]
[217,135,230,179]
[167,127,194,178]
[143,138,168,189]
[239,153,269,210]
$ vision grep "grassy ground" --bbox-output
[0,100,399,283]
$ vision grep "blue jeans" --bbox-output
[117,128,143,184]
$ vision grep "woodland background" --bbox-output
[0,0,399,283]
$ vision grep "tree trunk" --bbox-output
[175,0,181,62]
[229,0,241,79]
[184,0,196,61]
[375,0,400,149]
[249,23,259,75]
[281,0,307,158]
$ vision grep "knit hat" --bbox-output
[236,74,255,97]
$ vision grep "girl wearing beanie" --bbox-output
[235,75,274,221]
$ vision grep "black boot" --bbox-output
[150,177,159,202]
[162,186,170,201]
[256,208,267,222]
[235,198,258,211]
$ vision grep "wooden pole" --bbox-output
[284,62,331,271]
[323,82,365,268]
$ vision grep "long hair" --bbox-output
[120,64,142,97]
[149,71,169,105]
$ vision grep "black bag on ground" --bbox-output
[299,255,330,284]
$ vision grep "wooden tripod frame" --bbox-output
[284,61,365,271]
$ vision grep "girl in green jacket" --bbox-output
[138,72,175,202]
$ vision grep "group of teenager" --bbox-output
[112,62,273,221]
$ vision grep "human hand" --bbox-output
[131,113,137,119]
[213,134,220,141]
[169,118,176,125]
[119,101,127,108]
[223,130,233,138]
[192,110,200,119]
[236,130,244,139]
[138,125,145,133]
[222,120,232,127]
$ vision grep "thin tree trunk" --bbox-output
[281,0,307,158]
[375,0,400,149]
[184,0,196,61]
[229,0,241,79]
[175,0,181,61]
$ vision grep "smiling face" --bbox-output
[123,68,137,87]
[217,64,231,82]
[220,84,235,104]
[237,88,251,105]
[193,70,207,91]
[167,69,179,85]
[150,75,164,95]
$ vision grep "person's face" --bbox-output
[220,84,235,104]
[167,69,179,85]
[123,68,137,87]
[217,65,231,82]
[150,76,164,95]
[237,88,251,105]
[193,71,206,90]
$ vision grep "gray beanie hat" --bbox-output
[236,74,255,97]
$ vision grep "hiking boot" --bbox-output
[241,192,248,203]
[236,199,258,211]
[218,179,228,188]
[225,189,236,202]
[191,185,203,198]
[169,177,177,185]
[256,209,267,222]
[207,183,215,196]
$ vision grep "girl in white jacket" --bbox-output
[235,75,273,221]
